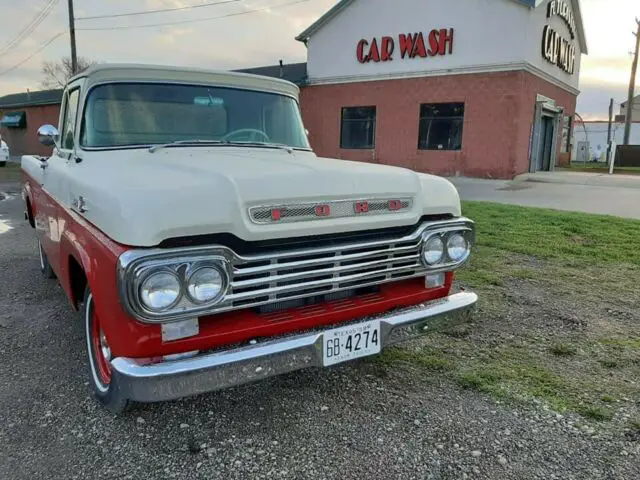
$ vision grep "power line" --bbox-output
[77,0,311,31]
[0,32,65,77]
[76,0,243,21]
[0,0,59,56]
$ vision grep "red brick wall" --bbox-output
[0,104,60,157]
[300,70,576,179]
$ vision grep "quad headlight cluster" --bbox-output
[420,229,472,269]
[118,251,231,323]
[139,264,227,311]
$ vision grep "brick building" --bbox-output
[0,88,62,157]
[1,0,587,178]
[245,0,588,178]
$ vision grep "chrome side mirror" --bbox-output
[37,124,59,147]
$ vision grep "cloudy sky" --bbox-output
[0,0,637,119]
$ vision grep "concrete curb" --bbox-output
[513,172,640,190]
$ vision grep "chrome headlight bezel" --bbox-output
[420,226,474,271]
[118,250,232,323]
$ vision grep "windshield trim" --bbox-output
[78,80,311,152]
[81,143,314,153]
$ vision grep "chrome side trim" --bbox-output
[111,291,477,403]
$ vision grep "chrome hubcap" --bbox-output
[99,329,111,362]
[38,242,45,269]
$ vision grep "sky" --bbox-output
[0,0,637,120]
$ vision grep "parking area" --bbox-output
[0,180,639,480]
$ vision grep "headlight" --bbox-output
[422,235,445,265]
[140,271,182,311]
[447,233,470,262]
[187,266,226,304]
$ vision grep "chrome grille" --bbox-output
[226,232,425,309]
[117,218,475,323]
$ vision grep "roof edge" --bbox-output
[295,0,356,42]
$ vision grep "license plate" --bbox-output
[322,320,381,367]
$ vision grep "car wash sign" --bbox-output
[541,0,576,74]
[356,28,454,64]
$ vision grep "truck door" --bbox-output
[39,82,82,277]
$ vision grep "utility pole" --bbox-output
[67,0,78,74]
[623,18,640,145]
[606,98,614,165]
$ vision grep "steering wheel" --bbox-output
[222,128,270,143]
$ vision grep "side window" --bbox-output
[61,88,80,150]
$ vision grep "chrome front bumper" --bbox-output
[111,292,477,403]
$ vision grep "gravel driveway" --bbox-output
[0,182,637,480]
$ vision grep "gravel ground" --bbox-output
[0,182,638,480]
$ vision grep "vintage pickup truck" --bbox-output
[22,64,476,412]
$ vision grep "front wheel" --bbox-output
[83,288,132,413]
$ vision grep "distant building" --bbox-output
[620,94,640,123]
[572,120,640,162]
[0,88,62,157]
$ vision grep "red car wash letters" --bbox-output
[357,28,455,64]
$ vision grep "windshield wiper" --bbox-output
[222,141,294,154]
[148,139,224,153]
[148,139,299,154]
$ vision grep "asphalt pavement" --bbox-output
[0,181,638,480]
[450,175,640,220]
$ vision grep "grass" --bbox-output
[578,406,615,421]
[558,163,640,175]
[461,201,640,265]
[374,201,640,423]
[549,343,577,357]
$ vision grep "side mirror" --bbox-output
[37,124,59,147]
[305,129,310,137]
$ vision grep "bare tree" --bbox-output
[40,56,96,89]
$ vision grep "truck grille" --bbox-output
[226,230,426,310]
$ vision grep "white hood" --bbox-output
[68,148,461,246]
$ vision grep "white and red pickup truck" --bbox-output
[21,64,476,412]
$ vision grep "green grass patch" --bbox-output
[378,202,640,422]
[559,164,640,175]
[577,405,614,421]
[377,347,452,372]
[549,343,577,357]
[461,201,640,265]
[599,338,640,349]
[599,359,620,369]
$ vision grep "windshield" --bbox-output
[80,83,310,150]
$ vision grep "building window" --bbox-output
[340,106,376,149]
[418,103,464,150]
[561,115,572,153]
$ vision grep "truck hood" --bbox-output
[70,148,461,247]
